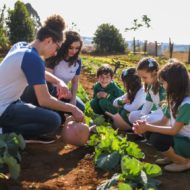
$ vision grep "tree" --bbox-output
[6,0,35,44]
[0,5,10,50]
[125,15,151,32]
[25,3,41,31]
[93,23,126,54]
[125,15,151,54]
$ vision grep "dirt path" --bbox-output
[0,71,190,190]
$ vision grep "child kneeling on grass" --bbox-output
[133,59,190,172]
[106,67,146,130]
[90,64,123,120]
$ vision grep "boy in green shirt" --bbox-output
[90,64,123,116]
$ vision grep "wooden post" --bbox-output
[155,41,158,56]
[188,45,190,64]
[133,37,136,54]
[143,40,147,55]
[169,38,174,58]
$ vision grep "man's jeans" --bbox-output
[0,100,61,139]
[21,84,85,112]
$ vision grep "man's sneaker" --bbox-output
[155,157,172,165]
[164,162,190,172]
[25,135,57,144]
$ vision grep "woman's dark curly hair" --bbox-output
[121,67,142,102]
[158,59,190,118]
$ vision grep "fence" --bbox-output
[130,37,190,63]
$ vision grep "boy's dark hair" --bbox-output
[46,31,82,68]
[159,59,190,118]
[37,14,65,43]
[137,57,160,94]
[97,64,114,78]
[121,68,142,102]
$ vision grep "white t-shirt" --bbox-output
[0,42,46,116]
[53,59,81,84]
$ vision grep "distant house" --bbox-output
[82,37,95,53]
[147,42,162,56]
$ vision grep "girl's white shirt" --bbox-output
[113,87,146,112]
[141,88,162,116]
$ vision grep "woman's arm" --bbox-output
[70,75,79,105]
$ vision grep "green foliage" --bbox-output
[93,23,126,54]
[143,163,162,177]
[88,125,162,190]
[6,0,35,44]
[0,133,25,179]
[125,15,151,32]
[92,114,106,126]
[119,183,133,190]
[84,102,109,127]
[96,152,121,170]
[77,83,89,103]
[119,156,162,189]
[88,126,144,165]
[0,5,10,50]
[25,3,41,30]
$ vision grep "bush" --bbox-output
[93,23,127,54]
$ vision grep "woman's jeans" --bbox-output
[0,100,61,139]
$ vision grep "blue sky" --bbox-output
[1,0,190,44]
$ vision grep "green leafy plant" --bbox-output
[0,133,25,179]
[77,83,89,103]
[88,126,162,189]
[88,126,144,168]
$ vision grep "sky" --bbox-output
[1,0,190,44]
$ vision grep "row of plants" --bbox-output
[84,103,162,190]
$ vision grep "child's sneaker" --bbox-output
[164,162,190,172]
[155,157,172,165]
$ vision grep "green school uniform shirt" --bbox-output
[93,81,124,102]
